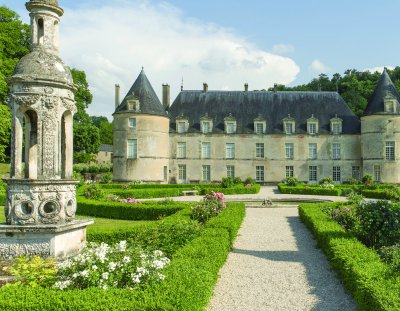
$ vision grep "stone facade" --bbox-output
[113,70,400,185]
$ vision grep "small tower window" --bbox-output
[384,95,398,113]
[38,18,44,44]
[283,115,295,135]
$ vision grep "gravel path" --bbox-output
[207,207,356,311]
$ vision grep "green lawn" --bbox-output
[0,206,154,229]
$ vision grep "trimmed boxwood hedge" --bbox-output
[362,189,392,200]
[77,197,188,220]
[101,188,183,199]
[200,184,260,195]
[0,202,245,310]
[278,184,341,196]
[98,184,211,190]
[299,203,400,311]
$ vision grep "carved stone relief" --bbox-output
[0,241,50,258]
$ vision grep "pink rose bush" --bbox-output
[191,192,226,223]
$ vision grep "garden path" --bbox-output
[206,207,356,311]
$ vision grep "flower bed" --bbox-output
[299,203,400,311]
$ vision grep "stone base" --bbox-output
[0,219,93,259]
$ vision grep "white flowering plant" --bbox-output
[54,241,170,290]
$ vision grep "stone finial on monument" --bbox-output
[0,0,92,258]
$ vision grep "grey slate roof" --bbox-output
[169,90,360,134]
[99,144,113,153]
[114,69,167,116]
[363,69,400,116]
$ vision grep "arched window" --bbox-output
[38,18,44,45]
[24,110,38,179]
[61,111,73,178]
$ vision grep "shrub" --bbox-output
[328,205,357,231]
[244,177,255,185]
[345,177,359,185]
[283,176,298,186]
[346,191,365,205]
[354,200,400,248]
[233,177,242,184]
[319,177,333,184]
[55,241,170,290]
[379,245,400,274]
[320,181,334,189]
[191,192,226,223]
[100,172,113,184]
[220,177,234,188]
[362,174,373,186]
[83,184,105,200]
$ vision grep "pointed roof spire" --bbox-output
[114,69,166,116]
[363,69,400,116]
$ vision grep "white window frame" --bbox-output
[201,121,211,134]
[177,121,187,133]
[256,143,264,158]
[202,165,211,182]
[254,122,265,134]
[285,166,294,178]
[285,143,294,160]
[308,122,317,135]
[226,165,235,178]
[309,143,317,160]
[178,164,186,182]
[330,117,343,135]
[177,142,186,159]
[225,122,236,134]
[256,166,264,182]
[284,122,294,134]
[374,165,381,182]
[309,166,317,182]
[386,141,395,160]
[332,143,341,160]
[201,142,211,159]
[128,118,136,128]
[225,143,235,159]
[352,166,360,180]
[333,166,341,183]
[127,139,137,159]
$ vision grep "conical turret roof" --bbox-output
[363,69,400,116]
[115,69,166,116]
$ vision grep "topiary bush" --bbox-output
[220,177,234,188]
[283,176,298,186]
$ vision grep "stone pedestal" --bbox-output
[0,219,93,258]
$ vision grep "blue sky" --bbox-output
[2,0,399,118]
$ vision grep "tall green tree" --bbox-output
[91,116,113,145]
[71,69,100,162]
[0,6,30,162]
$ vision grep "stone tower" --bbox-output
[113,69,170,183]
[0,0,92,258]
[361,69,400,183]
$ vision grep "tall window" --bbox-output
[309,166,317,182]
[163,166,168,182]
[202,165,211,182]
[308,123,317,135]
[178,164,186,182]
[227,165,235,178]
[256,143,264,158]
[226,122,236,134]
[129,118,136,128]
[255,122,264,134]
[374,165,381,182]
[177,121,186,133]
[127,139,137,159]
[202,121,211,134]
[332,143,341,160]
[225,143,235,159]
[352,166,360,180]
[285,143,294,159]
[308,143,317,160]
[256,166,264,182]
[386,141,395,160]
[177,142,186,159]
[285,122,294,134]
[286,166,294,178]
[201,142,211,158]
[333,166,341,183]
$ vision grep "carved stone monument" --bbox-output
[0,0,92,258]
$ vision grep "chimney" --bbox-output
[203,83,208,92]
[115,84,120,108]
[162,83,170,110]
[244,83,249,92]
[273,83,278,93]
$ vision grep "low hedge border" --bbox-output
[98,184,213,190]
[278,184,341,196]
[299,203,400,311]
[77,197,188,220]
[200,184,260,195]
[0,202,246,311]
[362,189,392,200]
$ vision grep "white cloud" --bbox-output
[310,59,330,75]
[364,66,395,73]
[60,1,300,119]
[272,44,295,55]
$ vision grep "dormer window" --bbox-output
[330,115,342,135]
[176,114,189,133]
[254,115,266,134]
[126,93,140,112]
[224,113,236,134]
[384,94,398,113]
[307,114,319,135]
[200,113,213,134]
[283,115,295,135]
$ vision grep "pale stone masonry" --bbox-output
[113,69,400,184]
